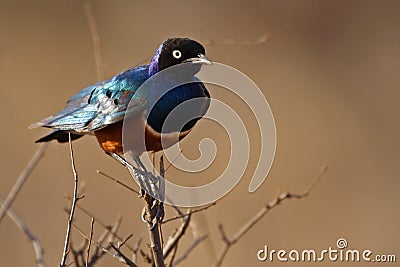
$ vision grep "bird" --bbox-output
[30,37,211,177]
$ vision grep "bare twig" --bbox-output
[96,170,139,194]
[0,196,46,267]
[162,203,216,224]
[106,214,123,244]
[118,233,133,249]
[60,134,80,267]
[163,211,191,258]
[167,243,178,267]
[110,243,136,267]
[84,0,105,81]
[85,217,94,267]
[213,165,327,267]
[64,199,136,255]
[0,143,49,223]
[164,149,183,172]
[73,223,138,267]
[109,243,138,267]
[70,242,83,267]
[86,214,126,266]
[132,237,143,264]
[173,234,208,266]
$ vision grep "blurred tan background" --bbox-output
[1,0,399,266]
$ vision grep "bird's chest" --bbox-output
[94,110,190,155]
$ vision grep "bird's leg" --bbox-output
[133,154,165,227]
[133,155,146,172]
[105,152,164,227]
[105,152,148,197]
[133,155,161,197]
[132,155,154,198]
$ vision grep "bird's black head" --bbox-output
[157,38,211,71]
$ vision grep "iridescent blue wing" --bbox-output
[30,65,149,132]
[28,82,100,131]
[85,66,149,131]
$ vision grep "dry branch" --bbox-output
[172,234,208,266]
[73,223,138,267]
[64,198,133,252]
[0,196,46,267]
[162,203,216,224]
[96,170,140,194]
[109,243,137,267]
[167,243,178,267]
[143,193,165,267]
[163,211,191,258]
[213,165,327,267]
[132,237,143,264]
[84,0,105,81]
[60,134,81,266]
[85,217,95,267]
[0,143,49,223]
[87,214,125,266]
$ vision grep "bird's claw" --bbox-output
[141,207,147,223]
[149,204,164,230]
[156,202,165,223]
[151,199,158,209]
[141,201,164,230]
[138,188,145,198]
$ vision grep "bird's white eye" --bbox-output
[172,49,182,59]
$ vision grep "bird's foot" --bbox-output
[156,201,165,224]
[141,199,164,229]
[106,152,165,228]
[150,201,164,230]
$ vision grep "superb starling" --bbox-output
[30,38,211,162]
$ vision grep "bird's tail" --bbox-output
[35,130,84,143]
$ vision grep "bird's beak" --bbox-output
[184,54,213,65]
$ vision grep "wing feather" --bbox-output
[30,65,150,132]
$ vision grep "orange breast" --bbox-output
[94,121,124,154]
[94,111,191,155]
